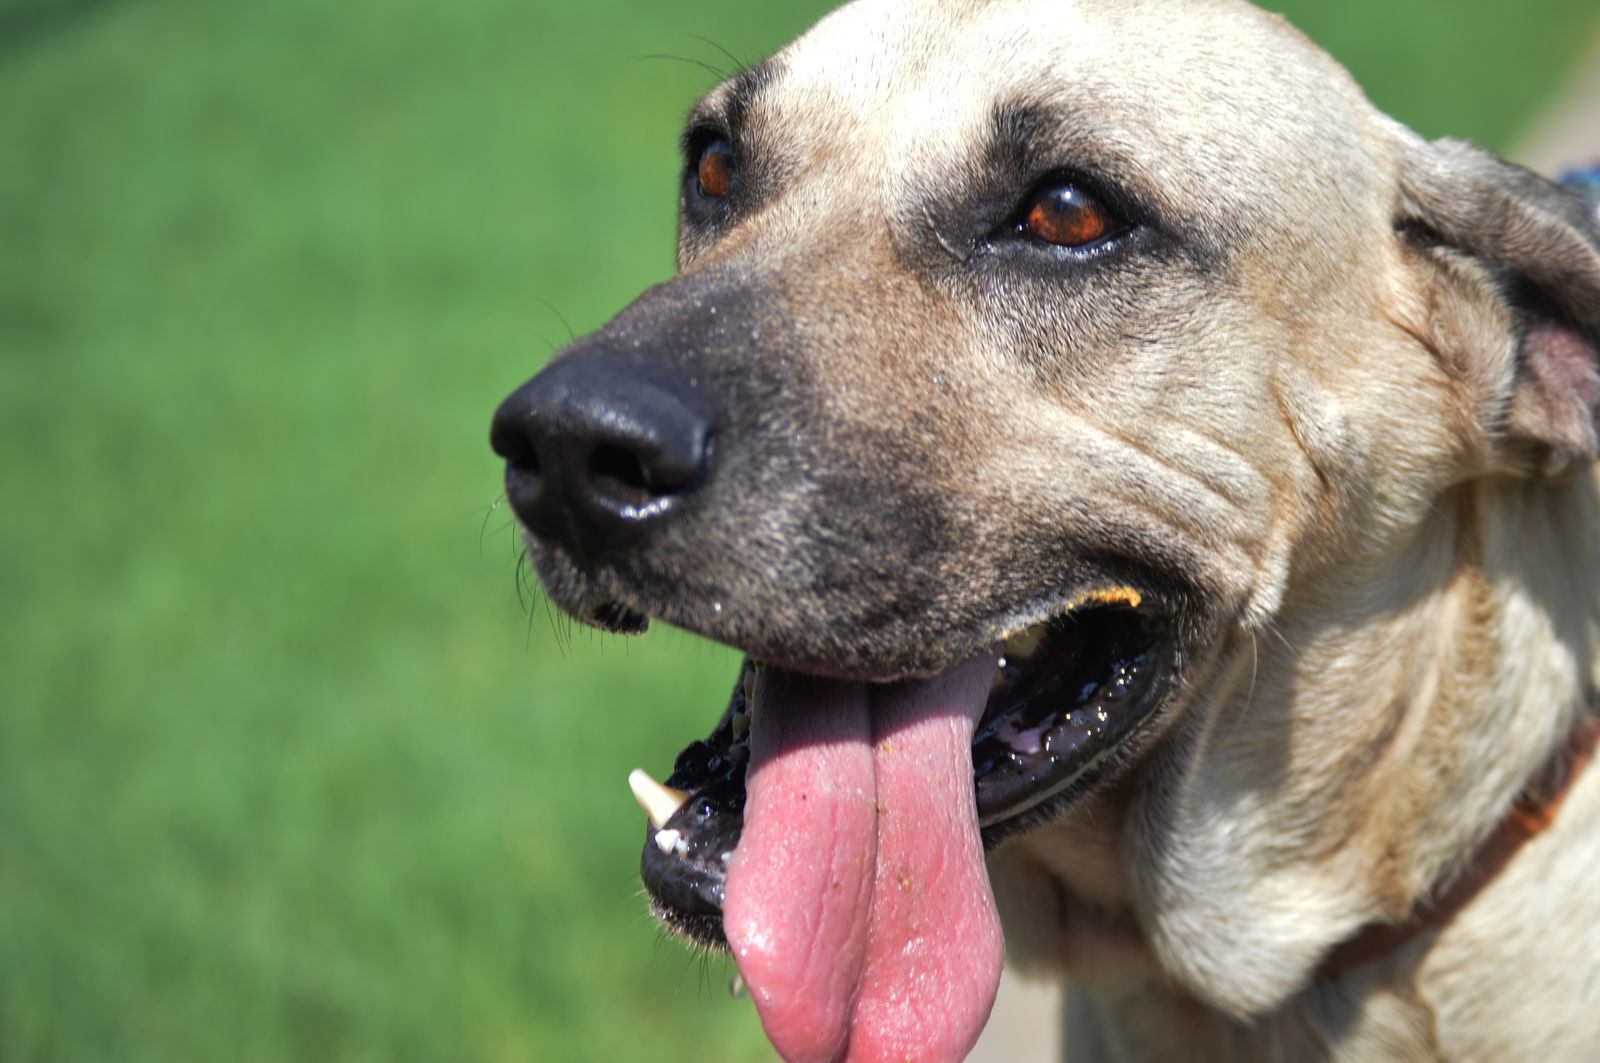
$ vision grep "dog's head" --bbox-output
[492,0,1600,1056]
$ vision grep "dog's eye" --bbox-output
[696,139,734,199]
[1020,184,1116,247]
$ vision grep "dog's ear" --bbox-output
[1396,137,1600,479]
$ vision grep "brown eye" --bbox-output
[696,139,734,199]
[1022,184,1114,247]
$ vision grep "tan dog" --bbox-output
[490,0,1600,1058]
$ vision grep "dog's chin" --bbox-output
[623,589,1182,952]
[524,542,655,635]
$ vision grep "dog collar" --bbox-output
[1316,708,1600,979]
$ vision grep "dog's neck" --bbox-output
[1011,470,1600,1059]
[1318,470,1600,908]
[1018,468,1600,1028]
[1315,704,1600,977]
[1252,469,1600,966]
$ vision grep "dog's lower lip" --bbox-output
[636,597,1172,948]
[589,599,649,634]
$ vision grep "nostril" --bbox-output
[590,443,652,498]
[490,421,541,476]
[587,435,706,515]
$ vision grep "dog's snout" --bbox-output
[491,358,713,554]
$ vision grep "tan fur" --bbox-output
[508,0,1600,1056]
[741,2,1600,1056]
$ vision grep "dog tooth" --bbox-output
[653,828,683,855]
[1004,624,1048,660]
[629,768,690,830]
[732,711,750,740]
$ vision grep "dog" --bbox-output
[489,0,1600,1058]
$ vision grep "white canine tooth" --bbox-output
[629,768,690,830]
[653,828,683,855]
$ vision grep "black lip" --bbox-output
[639,600,1175,950]
[640,662,755,947]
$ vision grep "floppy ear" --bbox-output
[1396,137,1600,479]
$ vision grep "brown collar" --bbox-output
[1317,710,1600,979]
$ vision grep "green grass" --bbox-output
[2,0,1595,1060]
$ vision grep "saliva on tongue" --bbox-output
[723,650,1006,1063]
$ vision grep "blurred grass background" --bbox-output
[2,0,1596,1060]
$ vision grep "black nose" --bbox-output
[490,356,713,556]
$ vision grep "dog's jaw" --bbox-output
[628,595,1191,1059]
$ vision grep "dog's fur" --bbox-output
[506,0,1600,1057]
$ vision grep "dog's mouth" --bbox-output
[633,589,1173,947]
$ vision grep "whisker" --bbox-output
[1222,630,1261,740]
[513,549,532,616]
[679,32,749,76]
[542,589,570,657]
[478,495,507,556]
[635,52,728,80]
[531,296,578,344]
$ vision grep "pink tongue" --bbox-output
[723,651,1005,1063]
